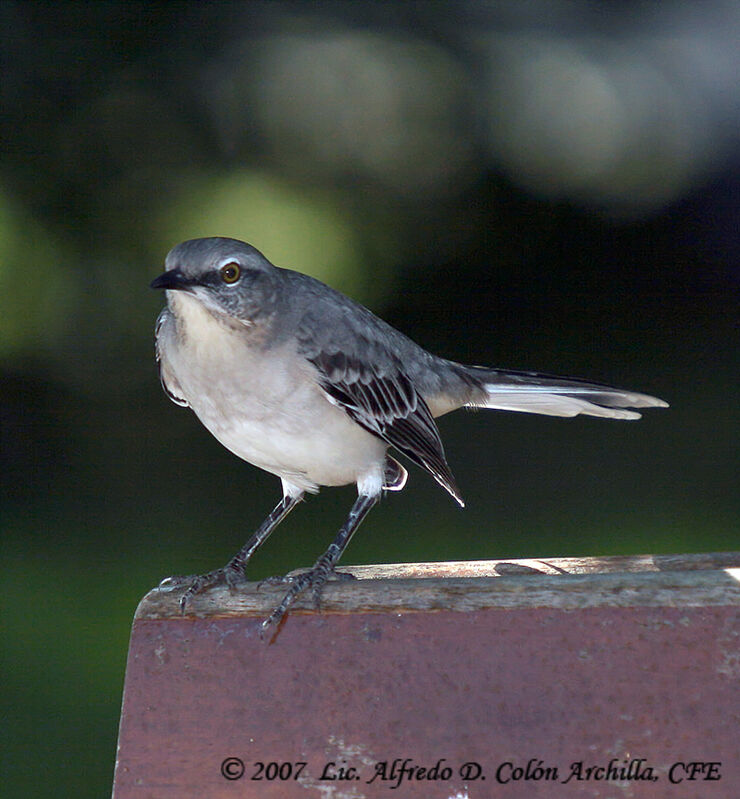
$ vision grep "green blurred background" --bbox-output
[1,2,737,796]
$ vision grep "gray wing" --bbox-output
[155,309,189,408]
[304,340,464,506]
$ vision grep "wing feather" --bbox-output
[155,309,189,408]
[308,347,463,505]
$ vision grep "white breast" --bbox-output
[158,292,387,491]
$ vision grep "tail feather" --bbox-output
[463,366,668,420]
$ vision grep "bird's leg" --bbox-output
[177,491,302,612]
[262,492,379,632]
[224,493,303,585]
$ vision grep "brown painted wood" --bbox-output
[113,552,740,798]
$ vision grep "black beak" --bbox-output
[150,268,192,291]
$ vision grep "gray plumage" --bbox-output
[151,236,668,630]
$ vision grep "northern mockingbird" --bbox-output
[151,236,668,630]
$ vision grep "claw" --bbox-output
[255,565,358,631]
[178,574,211,613]
[158,574,193,590]
[258,565,330,628]
[177,566,236,613]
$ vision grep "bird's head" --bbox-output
[151,237,279,322]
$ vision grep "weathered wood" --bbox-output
[114,552,740,799]
[139,551,740,619]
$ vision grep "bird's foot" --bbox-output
[259,567,355,636]
[164,559,248,613]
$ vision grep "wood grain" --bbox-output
[137,551,740,620]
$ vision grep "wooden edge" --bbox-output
[315,551,740,579]
[135,552,740,620]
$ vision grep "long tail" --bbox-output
[462,366,669,420]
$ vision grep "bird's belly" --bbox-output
[207,408,386,490]
[167,334,386,490]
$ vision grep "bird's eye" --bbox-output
[220,262,241,284]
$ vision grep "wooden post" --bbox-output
[113,553,740,798]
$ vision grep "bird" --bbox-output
[151,236,668,630]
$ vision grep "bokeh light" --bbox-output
[0,188,76,357]
[481,25,735,213]
[157,170,373,298]
[203,30,478,198]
